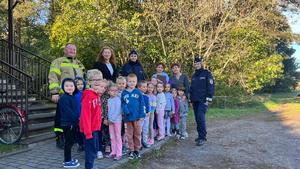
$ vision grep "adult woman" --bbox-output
[120,49,146,81]
[169,63,189,97]
[93,46,118,82]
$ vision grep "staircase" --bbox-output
[0,39,56,144]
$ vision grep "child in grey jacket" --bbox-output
[177,86,189,139]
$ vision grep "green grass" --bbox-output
[114,139,177,169]
[0,144,26,154]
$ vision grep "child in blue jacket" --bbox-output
[121,73,146,159]
[74,77,86,152]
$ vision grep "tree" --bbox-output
[141,0,290,93]
[50,0,143,68]
[48,0,296,94]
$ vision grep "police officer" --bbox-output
[48,43,85,149]
[190,57,214,146]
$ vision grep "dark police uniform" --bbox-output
[190,57,214,145]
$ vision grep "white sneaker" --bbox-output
[97,151,103,159]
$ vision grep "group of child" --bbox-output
[59,67,189,168]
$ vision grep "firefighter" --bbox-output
[48,43,85,149]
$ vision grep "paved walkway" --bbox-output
[0,138,169,169]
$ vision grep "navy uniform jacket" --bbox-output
[190,68,214,103]
[120,61,146,81]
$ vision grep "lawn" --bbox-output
[0,144,26,154]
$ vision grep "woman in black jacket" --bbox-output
[93,46,118,82]
[120,49,146,81]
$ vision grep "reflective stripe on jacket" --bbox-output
[48,56,85,94]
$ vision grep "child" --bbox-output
[121,73,146,159]
[177,86,189,140]
[59,78,80,168]
[171,88,180,136]
[74,77,86,152]
[116,76,127,96]
[116,76,128,154]
[152,63,169,84]
[151,77,158,95]
[99,88,111,158]
[137,80,151,148]
[164,83,175,137]
[80,69,105,169]
[147,82,157,145]
[156,82,166,140]
[108,83,123,160]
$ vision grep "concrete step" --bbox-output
[28,103,56,111]
[28,110,55,120]
[21,131,55,145]
[0,84,16,90]
[28,121,54,131]
[0,97,36,103]
[0,79,7,83]
[0,90,26,96]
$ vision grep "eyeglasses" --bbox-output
[109,89,118,92]
[90,78,101,82]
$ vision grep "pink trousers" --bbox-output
[109,122,122,157]
[156,109,165,139]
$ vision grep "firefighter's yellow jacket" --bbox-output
[48,56,85,95]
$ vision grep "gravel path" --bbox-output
[139,107,300,169]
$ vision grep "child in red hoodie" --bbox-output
[80,69,106,169]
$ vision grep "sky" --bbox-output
[281,10,300,70]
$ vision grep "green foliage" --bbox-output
[1,0,297,96]
[50,0,143,68]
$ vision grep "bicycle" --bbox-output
[0,105,26,144]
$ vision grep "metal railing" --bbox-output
[0,39,51,100]
[0,59,32,137]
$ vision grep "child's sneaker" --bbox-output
[97,151,103,159]
[142,141,150,148]
[147,138,154,145]
[134,151,141,159]
[114,156,122,161]
[63,159,78,165]
[157,136,165,141]
[180,136,185,140]
[107,154,116,158]
[128,151,134,160]
[63,160,80,168]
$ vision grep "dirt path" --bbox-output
[138,105,300,169]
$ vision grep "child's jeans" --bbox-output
[148,112,155,141]
[180,116,187,137]
[164,110,172,136]
[84,132,99,169]
[140,114,150,144]
[126,120,142,151]
[109,122,122,157]
[171,123,179,133]
[62,125,76,162]
[156,109,165,139]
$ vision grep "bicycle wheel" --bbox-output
[0,106,24,144]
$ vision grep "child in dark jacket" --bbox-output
[74,77,86,152]
[121,73,146,159]
[59,78,80,168]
